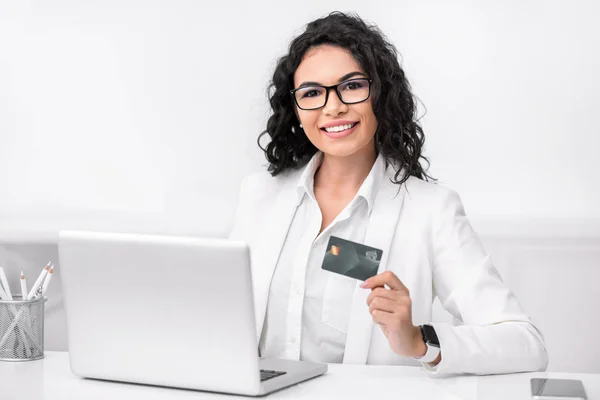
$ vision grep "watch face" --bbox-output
[422,325,440,347]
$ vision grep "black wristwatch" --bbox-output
[413,324,440,363]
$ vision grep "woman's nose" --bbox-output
[322,88,348,117]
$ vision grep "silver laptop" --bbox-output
[58,230,327,396]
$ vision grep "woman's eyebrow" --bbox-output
[338,71,366,82]
[297,71,367,88]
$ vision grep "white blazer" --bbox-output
[229,162,549,375]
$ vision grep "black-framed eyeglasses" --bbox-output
[290,78,373,111]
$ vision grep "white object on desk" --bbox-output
[27,263,50,300]
[1,352,600,400]
[0,267,13,300]
[0,279,7,300]
[38,266,54,298]
[58,230,326,396]
[20,272,28,300]
[0,268,39,357]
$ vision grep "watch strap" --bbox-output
[413,341,440,363]
[413,324,440,363]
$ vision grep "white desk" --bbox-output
[1,352,599,400]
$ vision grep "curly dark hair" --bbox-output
[257,11,435,185]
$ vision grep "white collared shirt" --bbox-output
[258,151,387,363]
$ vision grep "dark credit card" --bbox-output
[321,235,383,281]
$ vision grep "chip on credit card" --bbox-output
[321,235,383,281]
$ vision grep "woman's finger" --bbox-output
[366,287,399,306]
[368,297,398,314]
[370,309,395,326]
[361,271,409,294]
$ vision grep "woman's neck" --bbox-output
[314,144,377,195]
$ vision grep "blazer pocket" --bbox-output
[321,273,356,334]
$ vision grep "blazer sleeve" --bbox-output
[425,189,549,375]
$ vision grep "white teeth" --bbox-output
[324,123,355,133]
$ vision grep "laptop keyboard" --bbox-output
[260,369,286,382]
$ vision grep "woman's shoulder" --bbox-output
[240,167,304,196]
[401,175,465,213]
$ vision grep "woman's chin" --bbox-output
[320,147,367,159]
[317,139,376,159]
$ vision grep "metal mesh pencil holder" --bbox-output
[0,296,46,361]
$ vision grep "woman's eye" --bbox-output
[301,89,322,98]
[343,81,365,90]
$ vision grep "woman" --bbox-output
[229,11,548,375]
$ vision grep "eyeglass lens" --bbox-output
[294,78,370,110]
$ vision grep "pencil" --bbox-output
[20,271,28,301]
[0,267,12,300]
[0,280,7,300]
[27,262,50,300]
[39,266,54,297]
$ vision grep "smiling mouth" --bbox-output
[320,122,358,133]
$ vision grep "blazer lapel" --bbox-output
[251,175,302,340]
[343,168,406,364]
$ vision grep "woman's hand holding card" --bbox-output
[361,271,427,358]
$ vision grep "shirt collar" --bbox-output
[296,151,323,203]
[356,152,386,213]
[295,151,387,214]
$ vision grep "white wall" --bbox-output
[1,0,599,241]
[1,0,599,373]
